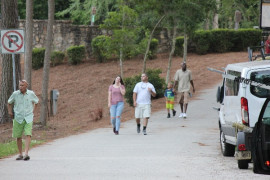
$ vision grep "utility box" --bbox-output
[50,89,59,116]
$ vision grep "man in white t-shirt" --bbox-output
[133,73,156,135]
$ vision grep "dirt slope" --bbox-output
[0,52,247,143]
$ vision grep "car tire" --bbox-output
[220,130,235,156]
[238,160,249,169]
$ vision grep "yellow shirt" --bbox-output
[8,89,39,124]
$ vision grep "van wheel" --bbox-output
[238,160,249,169]
[220,130,235,156]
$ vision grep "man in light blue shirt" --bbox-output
[8,80,39,161]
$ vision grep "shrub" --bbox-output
[192,31,210,55]
[174,36,184,56]
[192,29,262,54]
[124,69,166,106]
[32,48,45,70]
[209,29,234,53]
[148,38,159,59]
[91,35,113,63]
[51,51,65,66]
[67,45,85,65]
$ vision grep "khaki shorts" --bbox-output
[135,104,151,119]
[176,92,189,104]
[12,119,33,138]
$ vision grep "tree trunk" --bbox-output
[142,15,165,73]
[0,0,21,124]
[183,25,188,63]
[212,0,220,29]
[40,0,55,126]
[24,0,34,89]
[119,46,123,78]
[166,24,177,84]
[119,8,124,78]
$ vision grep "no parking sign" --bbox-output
[1,29,24,54]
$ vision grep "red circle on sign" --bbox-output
[2,30,24,53]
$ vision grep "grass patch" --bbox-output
[0,139,44,159]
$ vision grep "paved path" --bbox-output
[0,85,269,179]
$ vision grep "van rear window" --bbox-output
[250,70,270,98]
[225,70,241,96]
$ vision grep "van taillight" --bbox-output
[241,97,249,126]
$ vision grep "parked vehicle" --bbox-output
[216,60,270,170]
[252,98,270,174]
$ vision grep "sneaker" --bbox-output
[183,113,187,118]
[179,113,184,118]
[137,125,141,133]
[143,129,147,135]
[16,155,23,160]
[113,127,116,133]
[23,155,30,161]
[173,110,176,116]
[167,113,170,118]
[115,131,119,135]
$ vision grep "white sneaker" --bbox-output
[183,113,187,118]
[179,113,184,118]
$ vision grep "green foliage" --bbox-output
[192,29,262,54]
[56,0,118,25]
[32,48,45,70]
[174,36,184,56]
[209,29,234,53]
[100,5,139,61]
[192,31,210,55]
[148,38,159,59]
[218,0,260,29]
[67,45,85,65]
[18,0,71,20]
[0,140,43,158]
[124,69,166,106]
[91,35,113,63]
[51,51,65,66]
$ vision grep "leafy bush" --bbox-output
[148,38,159,59]
[51,51,65,66]
[209,29,234,53]
[32,48,45,70]
[67,45,85,65]
[174,36,184,56]
[124,69,166,106]
[192,31,210,55]
[91,35,113,63]
[192,29,262,54]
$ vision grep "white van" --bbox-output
[217,60,270,169]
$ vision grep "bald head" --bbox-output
[181,62,186,71]
[19,80,28,94]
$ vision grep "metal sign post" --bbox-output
[1,29,25,91]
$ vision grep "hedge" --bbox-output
[32,48,45,70]
[192,29,262,54]
[67,45,85,65]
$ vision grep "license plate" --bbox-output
[235,151,251,160]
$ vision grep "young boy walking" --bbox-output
[164,82,176,118]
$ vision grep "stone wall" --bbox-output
[18,20,169,57]
[19,20,111,57]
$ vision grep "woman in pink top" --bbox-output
[108,76,126,135]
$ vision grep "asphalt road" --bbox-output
[0,85,269,180]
